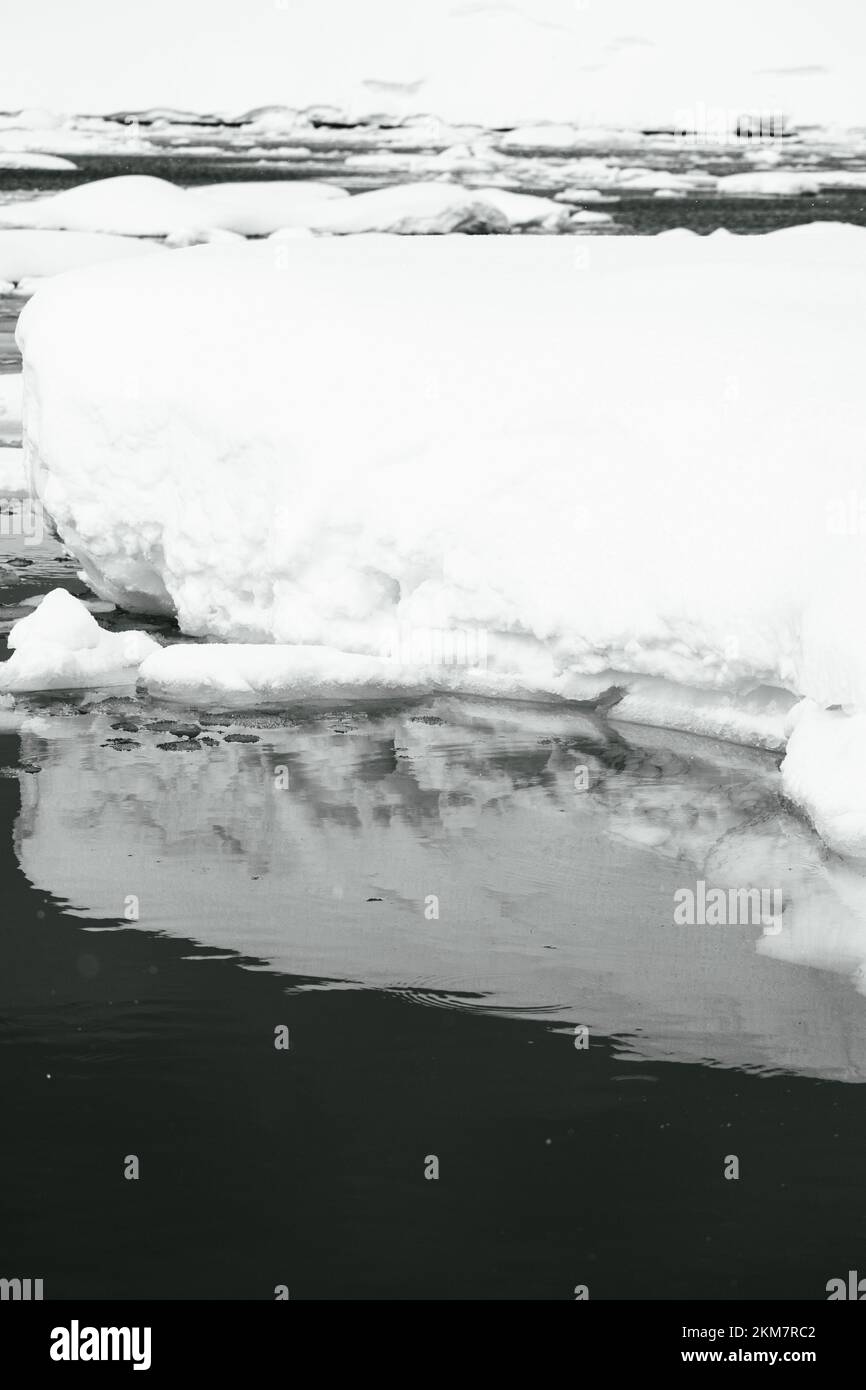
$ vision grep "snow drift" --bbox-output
[14,224,866,855]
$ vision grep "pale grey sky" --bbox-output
[2,0,864,127]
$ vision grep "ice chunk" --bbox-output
[299,181,568,233]
[781,705,866,860]
[0,175,212,237]
[0,152,78,171]
[16,226,866,853]
[0,588,160,693]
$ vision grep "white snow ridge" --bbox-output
[12,223,866,858]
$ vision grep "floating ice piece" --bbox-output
[300,181,568,233]
[0,588,160,693]
[137,641,543,704]
[781,705,866,860]
[0,152,77,171]
[717,170,823,196]
[497,124,586,152]
[0,175,211,237]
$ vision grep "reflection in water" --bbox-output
[11,693,866,1081]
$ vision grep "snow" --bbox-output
[0,174,567,239]
[0,230,164,287]
[15,224,866,856]
[717,169,866,196]
[497,125,586,153]
[190,180,349,236]
[0,588,159,694]
[0,175,209,237]
[717,171,823,196]
[781,705,866,861]
[297,181,570,233]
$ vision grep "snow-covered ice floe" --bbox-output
[0,588,159,694]
[13,223,866,856]
[0,152,78,171]
[0,174,572,239]
[0,230,164,290]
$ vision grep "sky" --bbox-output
[2,0,865,128]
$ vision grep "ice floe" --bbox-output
[14,224,866,857]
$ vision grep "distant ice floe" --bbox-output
[717,168,866,195]
[11,223,866,862]
[290,182,571,233]
[0,113,156,158]
[0,152,78,171]
[0,174,571,239]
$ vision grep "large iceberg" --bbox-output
[14,224,866,855]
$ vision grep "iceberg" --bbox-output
[14,224,866,856]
